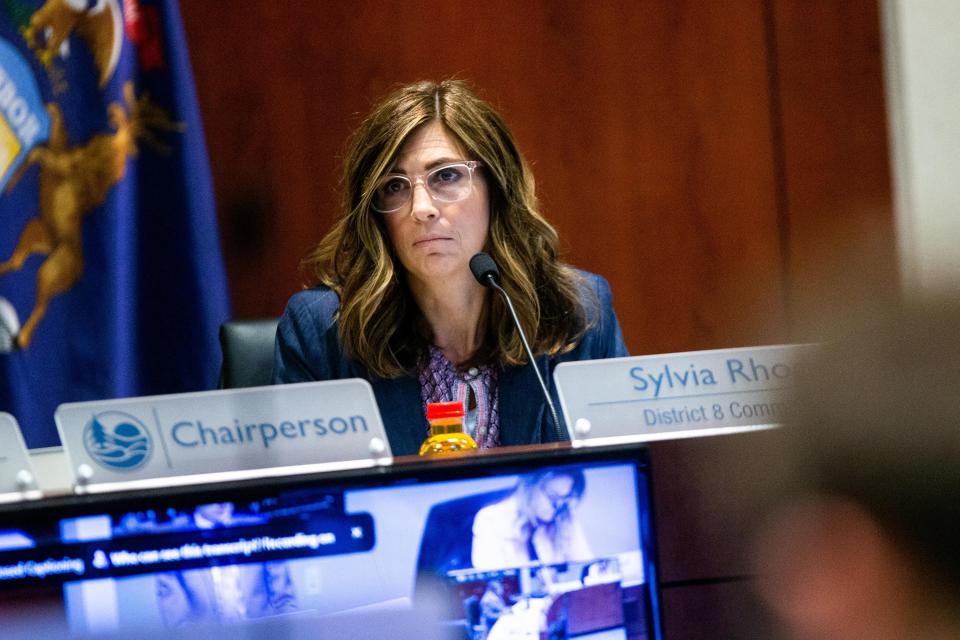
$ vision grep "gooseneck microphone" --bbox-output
[469,253,563,443]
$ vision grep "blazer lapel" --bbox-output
[498,356,548,446]
[369,375,426,456]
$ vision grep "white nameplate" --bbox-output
[555,345,811,445]
[0,412,41,502]
[55,380,392,491]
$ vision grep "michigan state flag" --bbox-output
[0,0,230,448]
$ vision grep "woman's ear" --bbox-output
[754,497,914,639]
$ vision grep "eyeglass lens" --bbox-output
[373,163,474,213]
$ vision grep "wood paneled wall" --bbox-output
[182,0,893,355]
[771,2,897,325]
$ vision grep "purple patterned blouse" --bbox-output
[418,345,500,448]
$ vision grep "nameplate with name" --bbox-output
[0,412,40,501]
[55,380,392,490]
[555,345,811,444]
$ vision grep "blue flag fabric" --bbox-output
[0,0,230,448]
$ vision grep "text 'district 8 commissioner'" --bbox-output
[555,344,812,444]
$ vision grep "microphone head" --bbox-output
[469,253,500,287]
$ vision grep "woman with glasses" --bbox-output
[273,79,627,456]
[471,468,590,570]
[414,467,591,603]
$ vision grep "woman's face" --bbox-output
[529,474,577,525]
[378,121,490,287]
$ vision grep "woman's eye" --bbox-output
[432,167,464,184]
[381,178,408,194]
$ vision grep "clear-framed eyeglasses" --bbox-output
[371,160,483,214]
[542,485,577,512]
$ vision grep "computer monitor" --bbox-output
[0,444,662,639]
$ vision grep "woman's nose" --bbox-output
[409,182,438,221]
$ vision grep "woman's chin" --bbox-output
[407,255,469,281]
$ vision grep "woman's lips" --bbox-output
[414,236,452,246]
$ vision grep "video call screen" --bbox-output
[0,451,661,639]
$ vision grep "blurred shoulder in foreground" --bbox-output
[756,299,960,640]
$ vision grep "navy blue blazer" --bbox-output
[272,270,628,456]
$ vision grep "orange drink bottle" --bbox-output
[418,401,478,456]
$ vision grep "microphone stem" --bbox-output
[487,277,563,443]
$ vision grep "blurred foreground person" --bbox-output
[755,301,960,640]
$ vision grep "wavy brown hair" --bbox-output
[301,79,593,377]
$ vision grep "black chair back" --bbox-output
[219,318,279,388]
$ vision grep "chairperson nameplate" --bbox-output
[555,345,811,445]
[55,380,391,490]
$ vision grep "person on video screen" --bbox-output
[147,502,297,626]
[471,468,591,569]
[416,467,593,603]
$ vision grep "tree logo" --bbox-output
[82,410,152,471]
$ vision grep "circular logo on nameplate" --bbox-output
[82,411,153,471]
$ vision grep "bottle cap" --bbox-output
[426,401,465,420]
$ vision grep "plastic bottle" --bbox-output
[418,401,478,456]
